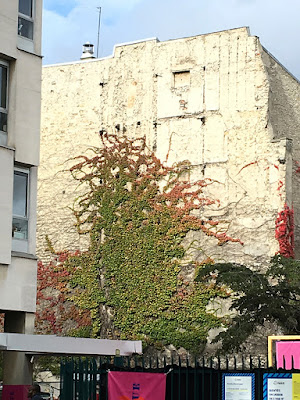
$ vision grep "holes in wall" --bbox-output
[173,70,190,88]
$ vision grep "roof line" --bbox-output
[262,46,300,84]
[43,27,250,68]
[43,53,113,68]
[43,37,159,68]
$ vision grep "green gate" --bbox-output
[60,355,299,400]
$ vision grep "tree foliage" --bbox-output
[55,133,241,351]
[197,254,300,352]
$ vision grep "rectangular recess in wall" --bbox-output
[173,70,190,88]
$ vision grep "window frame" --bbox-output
[0,60,8,145]
[12,166,30,253]
[18,0,34,41]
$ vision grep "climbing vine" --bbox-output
[36,249,92,337]
[275,203,294,258]
[52,132,241,352]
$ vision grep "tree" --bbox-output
[196,254,300,352]
[49,132,241,352]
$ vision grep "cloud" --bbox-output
[43,0,77,17]
[42,0,145,63]
[43,0,143,16]
[42,0,300,79]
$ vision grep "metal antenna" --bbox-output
[96,6,102,58]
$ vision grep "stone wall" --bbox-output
[261,48,300,257]
[38,27,299,266]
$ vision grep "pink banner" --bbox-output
[108,371,166,400]
[276,341,300,369]
[2,385,30,400]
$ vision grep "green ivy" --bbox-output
[65,134,240,352]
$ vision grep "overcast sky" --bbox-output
[43,0,300,80]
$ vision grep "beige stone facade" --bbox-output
[38,27,300,266]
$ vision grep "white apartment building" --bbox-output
[0,0,42,385]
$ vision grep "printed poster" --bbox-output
[263,373,292,400]
[276,341,300,369]
[222,373,255,400]
[2,385,30,400]
[108,371,166,400]
[293,374,300,400]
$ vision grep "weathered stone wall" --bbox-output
[38,27,298,266]
[261,48,300,257]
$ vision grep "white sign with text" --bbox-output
[224,375,253,400]
[267,378,292,400]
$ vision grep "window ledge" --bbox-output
[17,46,43,58]
[11,251,37,260]
[0,144,15,151]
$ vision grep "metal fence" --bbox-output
[60,355,299,400]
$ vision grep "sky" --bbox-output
[42,0,300,80]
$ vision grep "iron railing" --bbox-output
[60,355,300,400]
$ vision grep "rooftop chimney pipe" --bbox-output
[80,42,95,60]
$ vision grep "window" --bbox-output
[18,0,34,40]
[0,61,8,145]
[12,167,29,252]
